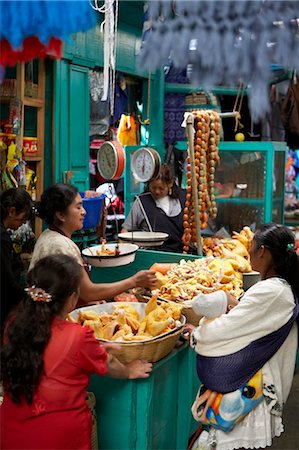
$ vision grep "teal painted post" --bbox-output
[265,142,274,223]
[124,145,144,216]
[148,69,165,158]
[53,60,70,182]
[44,60,54,186]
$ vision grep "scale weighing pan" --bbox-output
[118,231,169,247]
[82,243,138,267]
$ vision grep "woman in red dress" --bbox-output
[1,254,152,449]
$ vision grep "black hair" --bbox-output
[253,223,299,298]
[1,254,82,404]
[0,188,32,220]
[35,183,79,225]
[145,163,180,199]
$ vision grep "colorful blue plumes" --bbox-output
[0,0,96,49]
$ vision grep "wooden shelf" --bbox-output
[23,98,44,108]
[0,96,15,103]
[1,61,45,237]
[24,155,43,162]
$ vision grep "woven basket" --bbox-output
[70,303,186,364]
[86,392,98,450]
[107,325,184,364]
[182,306,203,326]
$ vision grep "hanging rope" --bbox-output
[93,0,118,116]
[137,71,151,145]
[232,84,245,132]
[138,70,151,126]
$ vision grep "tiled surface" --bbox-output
[270,371,299,449]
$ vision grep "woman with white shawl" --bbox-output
[185,224,299,450]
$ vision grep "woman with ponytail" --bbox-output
[185,224,298,449]
[30,183,156,303]
[1,255,152,449]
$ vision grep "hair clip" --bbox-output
[286,243,294,251]
[25,286,52,302]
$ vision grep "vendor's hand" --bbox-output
[182,323,195,344]
[101,342,122,352]
[125,360,153,379]
[226,293,239,311]
[183,300,194,308]
[86,300,106,306]
[131,270,157,289]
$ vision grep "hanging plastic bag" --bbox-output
[191,370,263,433]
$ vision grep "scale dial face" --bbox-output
[97,142,124,180]
[131,147,160,182]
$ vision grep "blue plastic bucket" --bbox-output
[80,193,106,229]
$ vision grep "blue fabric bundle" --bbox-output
[196,300,299,393]
[0,0,96,48]
[138,0,299,120]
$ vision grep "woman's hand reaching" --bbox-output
[131,270,157,289]
[107,354,152,379]
[125,360,153,379]
[182,323,196,345]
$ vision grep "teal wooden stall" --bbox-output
[89,249,201,450]
[89,344,199,450]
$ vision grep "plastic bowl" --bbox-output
[82,242,138,267]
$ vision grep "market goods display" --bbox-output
[182,110,221,253]
[96,240,120,256]
[151,257,245,303]
[202,226,253,264]
[151,256,249,325]
[70,298,182,341]
[68,300,185,363]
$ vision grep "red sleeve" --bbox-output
[78,326,108,376]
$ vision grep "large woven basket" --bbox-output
[70,303,185,364]
[107,325,184,364]
[86,392,98,450]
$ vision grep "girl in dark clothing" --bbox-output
[1,188,32,325]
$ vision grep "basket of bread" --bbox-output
[68,296,185,363]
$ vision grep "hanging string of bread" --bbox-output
[182,110,221,254]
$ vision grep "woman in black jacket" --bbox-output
[1,188,32,326]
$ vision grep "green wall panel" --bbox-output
[69,64,90,190]
[62,2,144,76]
[54,60,90,191]
[44,59,54,188]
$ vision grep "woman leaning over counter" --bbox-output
[30,183,156,303]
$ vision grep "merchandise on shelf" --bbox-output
[23,136,38,154]
[9,222,36,255]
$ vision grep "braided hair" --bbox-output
[1,255,82,404]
